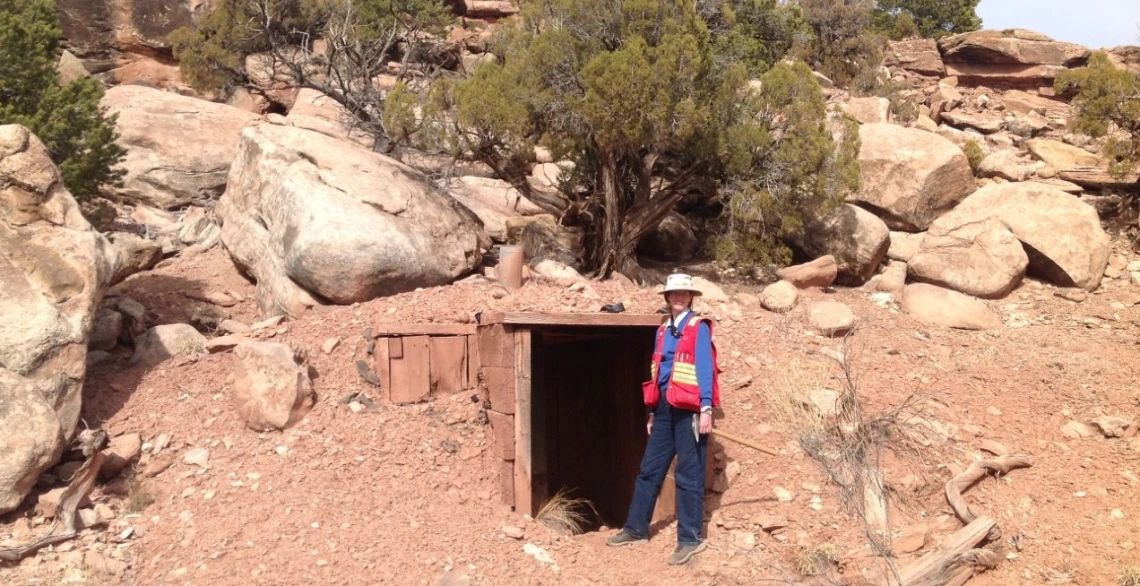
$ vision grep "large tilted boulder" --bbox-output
[928,183,1110,291]
[101,85,261,209]
[216,124,484,317]
[0,125,114,513]
[939,29,1090,86]
[446,176,544,243]
[883,38,945,77]
[638,211,699,262]
[850,124,976,232]
[796,204,890,286]
[909,218,1028,298]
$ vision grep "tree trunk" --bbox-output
[594,153,625,277]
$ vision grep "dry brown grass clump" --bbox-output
[796,543,840,576]
[1120,566,1140,586]
[535,488,598,536]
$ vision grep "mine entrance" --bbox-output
[530,325,656,529]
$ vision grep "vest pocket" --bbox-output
[641,380,659,406]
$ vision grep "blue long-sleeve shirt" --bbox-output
[656,311,715,409]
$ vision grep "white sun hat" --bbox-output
[661,273,703,296]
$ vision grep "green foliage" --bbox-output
[1056,52,1140,180]
[795,0,884,87]
[700,0,808,76]
[441,0,857,276]
[872,0,981,39]
[0,0,125,200]
[962,140,983,174]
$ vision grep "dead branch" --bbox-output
[886,516,996,586]
[0,430,107,564]
[944,454,1032,540]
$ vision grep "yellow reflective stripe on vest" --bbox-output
[671,361,698,385]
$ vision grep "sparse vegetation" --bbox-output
[795,0,884,88]
[795,542,840,576]
[963,140,984,174]
[535,487,597,536]
[1121,566,1140,586]
[126,476,155,513]
[0,0,126,200]
[1055,52,1140,183]
[872,0,983,40]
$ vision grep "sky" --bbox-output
[976,0,1140,49]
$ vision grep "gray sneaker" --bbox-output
[606,530,647,547]
[667,541,707,565]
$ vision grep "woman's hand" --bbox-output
[699,411,712,434]
[647,413,654,436]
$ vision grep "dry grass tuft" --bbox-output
[796,543,841,576]
[126,476,155,513]
[535,487,598,536]
[1121,566,1140,586]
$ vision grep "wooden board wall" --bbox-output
[374,334,472,405]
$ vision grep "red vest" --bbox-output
[642,315,722,412]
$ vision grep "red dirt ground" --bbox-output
[3,244,1140,586]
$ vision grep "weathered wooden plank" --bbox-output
[487,410,515,460]
[481,312,665,327]
[374,336,392,401]
[499,459,514,507]
[891,516,997,586]
[368,324,477,336]
[390,336,430,404]
[483,365,515,414]
[429,336,467,395]
[478,324,514,368]
[513,328,533,516]
[389,337,404,359]
[467,334,480,396]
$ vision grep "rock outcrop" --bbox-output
[446,176,543,243]
[884,38,946,77]
[909,218,1029,298]
[101,85,261,209]
[216,124,483,317]
[901,283,1001,330]
[0,125,114,513]
[851,124,976,231]
[939,29,1090,86]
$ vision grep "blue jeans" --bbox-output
[622,397,708,546]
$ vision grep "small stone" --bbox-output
[322,338,340,354]
[182,447,209,468]
[348,401,364,414]
[730,530,757,551]
[181,487,196,498]
[756,514,788,531]
[502,525,525,540]
[808,496,823,511]
[986,407,1002,416]
[1061,421,1093,439]
[100,433,143,480]
[894,523,929,554]
[1090,415,1132,438]
[1055,289,1087,303]
[251,316,284,330]
[1110,509,1126,519]
[1073,491,1086,498]
[774,487,794,502]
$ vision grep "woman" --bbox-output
[607,273,720,565]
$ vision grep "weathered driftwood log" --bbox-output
[883,452,1032,586]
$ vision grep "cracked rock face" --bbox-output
[0,124,114,513]
[215,124,485,317]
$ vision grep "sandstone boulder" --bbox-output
[760,281,797,313]
[796,204,890,286]
[1109,46,1140,75]
[512,214,581,268]
[852,124,976,231]
[286,89,374,149]
[909,218,1028,298]
[930,183,1110,290]
[107,232,162,285]
[101,85,261,209]
[978,150,1045,182]
[939,29,1090,86]
[941,110,1005,134]
[929,85,963,121]
[877,261,908,294]
[55,0,198,74]
[776,256,837,289]
[232,342,315,431]
[638,211,698,262]
[842,98,891,125]
[1025,138,1100,170]
[1002,90,1069,118]
[129,324,206,367]
[89,308,124,351]
[887,231,924,262]
[446,176,543,243]
[98,433,141,480]
[0,125,114,513]
[901,283,1001,330]
[884,38,945,76]
[216,125,483,317]
[807,301,855,337]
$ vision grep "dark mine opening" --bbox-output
[530,326,656,531]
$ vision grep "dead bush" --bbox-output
[1121,566,1140,586]
[535,488,597,536]
[796,543,841,576]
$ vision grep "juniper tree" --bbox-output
[440,0,859,278]
[0,0,125,200]
[1055,52,1140,185]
